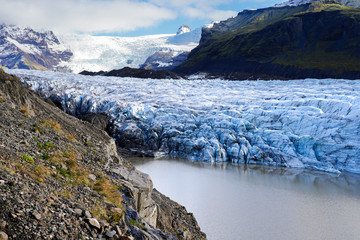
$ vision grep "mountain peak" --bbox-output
[275,0,343,7]
[176,25,191,35]
[274,0,313,7]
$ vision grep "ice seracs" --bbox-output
[7,69,360,174]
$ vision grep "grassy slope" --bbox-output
[179,1,360,76]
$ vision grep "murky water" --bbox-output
[132,159,360,240]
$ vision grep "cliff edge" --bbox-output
[0,69,206,240]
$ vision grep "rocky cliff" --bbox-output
[176,1,360,79]
[0,69,206,240]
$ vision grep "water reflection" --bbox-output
[132,158,360,199]
[132,158,360,240]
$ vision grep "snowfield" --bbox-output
[7,69,360,173]
[58,30,200,73]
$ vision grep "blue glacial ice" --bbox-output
[7,69,360,173]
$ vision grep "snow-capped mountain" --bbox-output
[140,27,202,70]
[0,24,72,71]
[59,28,201,73]
[275,0,360,7]
[0,23,201,73]
[274,0,312,7]
[176,25,191,35]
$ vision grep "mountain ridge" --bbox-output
[176,1,360,79]
[275,0,360,7]
[0,24,72,71]
[0,24,201,73]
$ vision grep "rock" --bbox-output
[66,208,74,214]
[0,231,8,240]
[0,221,5,230]
[87,218,101,230]
[81,114,110,131]
[110,208,122,213]
[105,230,116,238]
[74,208,83,216]
[115,225,122,236]
[83,210,92,218]
[99,220,109,227]
[91,67,183,80]
[88,174,97,182]
[0,180,5,186]
[32,211,41,220]
[111,166,157,227]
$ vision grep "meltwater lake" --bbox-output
[133,158,360,240]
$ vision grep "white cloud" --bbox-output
[0,0,244,34]
[150,0,237,21]
[0,0,175,34]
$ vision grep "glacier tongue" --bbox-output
[8,69,360,174]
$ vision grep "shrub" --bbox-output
[93,177,123,207]
[37,142,54,150]
[41,120,61,133]
[65,133,76,142]
[108,210,123,223]
[33,124,43,134]
[41,154,51,160]
[85,141,94,147]
[21,154,34,164]
[20,105,30,118]
[34,165,50,177]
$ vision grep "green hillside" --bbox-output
[177,1,360,79]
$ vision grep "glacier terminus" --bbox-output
[8,69,360,174]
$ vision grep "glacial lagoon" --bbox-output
[133,159,360,240]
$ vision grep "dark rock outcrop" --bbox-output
[80,67,183,79]
[152,189,206,240]
[80,113,110,131]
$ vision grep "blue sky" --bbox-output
[0,0,287,36]
[122,0,287,36]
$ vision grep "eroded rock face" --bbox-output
[152,189,206,240]
[111,166,158,227]
[80,113,110,131]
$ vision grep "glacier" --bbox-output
[58,29,201,73]
[0,23,200,72]
[7,69,360,174]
